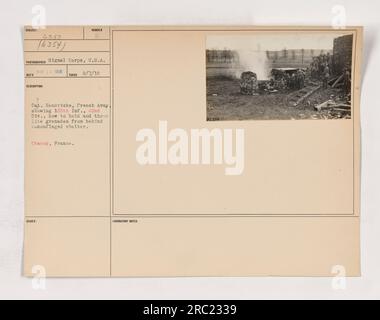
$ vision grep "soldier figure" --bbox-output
[296,69,305,89]
[322,64,330,89]
[343,68,351,95]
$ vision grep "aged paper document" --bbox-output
[24,26,362,277]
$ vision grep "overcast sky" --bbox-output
[206,32,353,51]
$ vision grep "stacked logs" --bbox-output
[240,71,258,95]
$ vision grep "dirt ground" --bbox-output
[206,77,351,121]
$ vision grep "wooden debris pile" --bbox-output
[314,99,351,119]
[240,71,258,95]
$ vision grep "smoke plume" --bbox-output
[237,49,269,80]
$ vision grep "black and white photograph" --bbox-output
[206,32,354,121]
[2,0,380,303]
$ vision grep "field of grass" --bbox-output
[206,77,348,120]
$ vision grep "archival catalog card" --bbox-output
[23,26,362,277]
